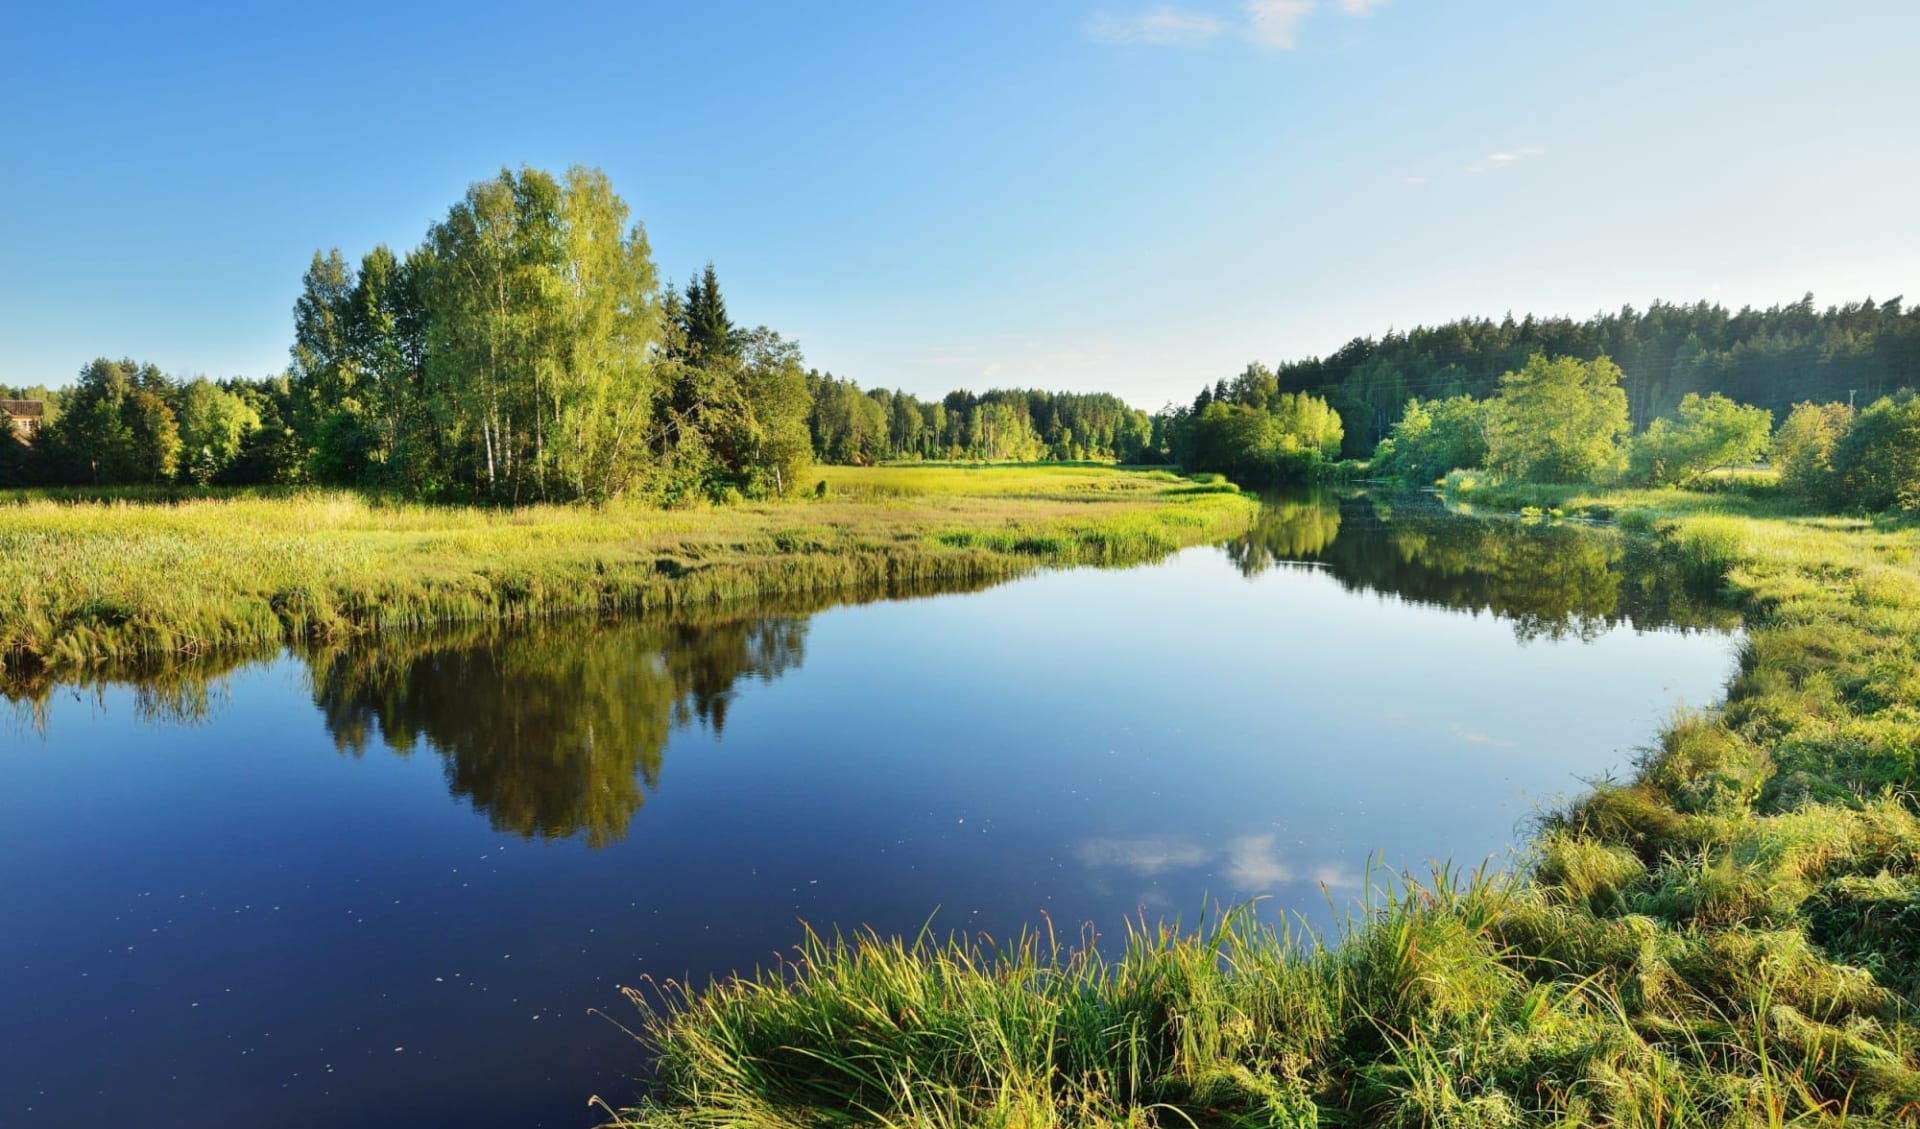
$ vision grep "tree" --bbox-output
[1176,391,1345,485]
[1626,392,1772,486]
[45,358,181,484]
[174,377,262,484]
[422,165,663,501]
[739,338,814,497]
[1485,354,1630,483]
[1829,390,1920,511]
[126,389,183,482]
[1772,400,1853,503]
[680,263,739,362]
[1269,392,1344,459]
[1374,395,1488,484]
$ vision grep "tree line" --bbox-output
[806,377,1153,465]
[1254,295,1920,456]
[1,164,1159,497]
[1363,353,1920,512]
[1156,296,1920,510]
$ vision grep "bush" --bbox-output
[1830,389,1920,512]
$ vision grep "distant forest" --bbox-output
[1245,295,1920,456]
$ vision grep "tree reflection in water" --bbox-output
[1228,489,1738,642]
[3,503,1736,846]
[308,612,809,847]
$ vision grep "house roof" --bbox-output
[0,400,45,418]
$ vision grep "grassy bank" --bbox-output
[610,486,1920,1128]
[0,465,1253,677]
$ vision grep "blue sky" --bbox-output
[4,1,1916,408]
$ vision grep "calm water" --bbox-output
[0,493,1740,1128]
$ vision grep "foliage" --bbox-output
[420,166,664,501]
[805,377,1155,465]
[1773,401,1854,503]
[1626,392,1773,486]
[1768,393,1920,512]
[1371,394,1489,484]
[1230,293,1920,457]
[40,358,182,484]
[1485,354,1631,484]
[1829,389,1920,512]
[1167,384,1346,486]
[174,378,263,485]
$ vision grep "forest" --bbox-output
[1162,343,1918,511]
[1255,294,1920,455]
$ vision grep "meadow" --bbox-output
[0,464,1253,677]
[610,482,1920,1129]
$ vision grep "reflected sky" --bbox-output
[0,495,1741,1129]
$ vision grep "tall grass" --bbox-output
[0,466,1254,678]
[610,487,1920,1128]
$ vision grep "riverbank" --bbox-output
[0,465,1254,677]
[611,485,1920,1128]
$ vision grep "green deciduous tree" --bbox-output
[1175,391,1346,485]
[1772,401,1854,503]
[422,165,663,501]
[1485,354,1631,483]
[1374,395,1489,484]
[174,377,262,484]
[1829,390,1920,512]
[1626,392,1773,486]
[45,358,181,484]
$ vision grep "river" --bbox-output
[0,492,1741,1128]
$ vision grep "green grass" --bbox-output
[609,483,1920,1129]
[0,465,1256,678]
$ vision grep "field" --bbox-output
[611,484,1920,1129]
[0,465,1253,677]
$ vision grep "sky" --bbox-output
[4,1,1917,409]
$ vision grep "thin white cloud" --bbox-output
[1401,175,1428,186]
[1311,864,1362,890]
[1226,834,1294,888]
[1469,146,1548,173]
[1447,721,1517,748]
[1086,6,1224,46]
[1338,0,1387,13]
[1243,0,1314,49]
[1076,836,1210,876]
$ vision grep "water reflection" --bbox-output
[309,614,809,847]
[4,494,1739,852]
[1229,490,1738,641]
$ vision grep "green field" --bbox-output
[0,465,1254,677]
[612,486,1920,1129]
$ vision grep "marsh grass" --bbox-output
[612,485,1920,1128]
[0,466,1254,677]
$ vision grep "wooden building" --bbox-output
[2,399,46,443]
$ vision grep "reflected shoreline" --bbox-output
[7,491,1738,849]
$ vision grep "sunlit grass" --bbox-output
[0,466,1255,676]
